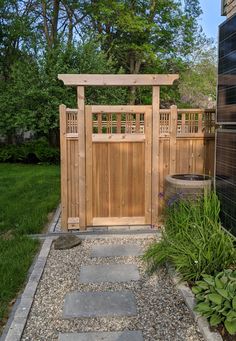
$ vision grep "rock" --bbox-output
[53,235,82,250]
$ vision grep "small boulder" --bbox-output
[54,235,82,250]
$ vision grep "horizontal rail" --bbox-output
[90,105,151,113]
[92,134,145,142]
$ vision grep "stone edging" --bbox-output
[167,265,223,341]
[0,205,60,341]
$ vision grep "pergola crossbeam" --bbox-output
[58,74,179,86]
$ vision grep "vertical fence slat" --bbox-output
[59,104,68,231]
[136,113,140,133]
[169,105,177,174]
[117,113,121,133]
[77,86,86,230]
[198,112,203,133]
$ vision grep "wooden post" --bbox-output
[77,86,86,230]
[145,108,152,224]
[85,106,93,225]
[59,104,68,231]
[169,105,177,174]
[152,86,160,227]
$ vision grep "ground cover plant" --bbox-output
[144,192,236,338]
[144,192,236,282]
[0,163,60,334]
[193,270,236,336]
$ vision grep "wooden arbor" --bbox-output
[58,74,179,230]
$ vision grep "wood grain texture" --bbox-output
[61,101,215,230]
[77,86,86,229]
[144,108,152,224]
[152,86,160,226]
[58,74,179,86]
[93,217,145,226]
[85,106,93,225]
[169,105,177,174]
[59,104,68,231]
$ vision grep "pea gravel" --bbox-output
[22,237,204,341]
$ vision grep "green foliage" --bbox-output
[0,0,209,142]
[143,192,236,282]
[84,0,202,74]
[193,270,236,335]
[179,42,217,108]
[0,139,59,164]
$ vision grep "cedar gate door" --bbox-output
[85,105,152,226]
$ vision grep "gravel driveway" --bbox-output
[21,236,204,341]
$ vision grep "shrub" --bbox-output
[143,192,236,282]
[193,270,236,335]
[0,138,59,164]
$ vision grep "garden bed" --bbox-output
[144,193,236,341]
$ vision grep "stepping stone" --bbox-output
[63,291,137,318]
[80,264,140,283]
[91,244,142,258]
[59,331,143,341]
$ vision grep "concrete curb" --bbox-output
[0,206,60,341]
[29,230,161,240]
[48,204,61,233]
[167,265,223,341]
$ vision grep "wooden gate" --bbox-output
[58,74,182,230]
[85,105,152,226]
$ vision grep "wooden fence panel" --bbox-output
[60,105,216,230]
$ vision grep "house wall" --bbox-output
[222,0,236,18]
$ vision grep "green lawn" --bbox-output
[0,163,60,333]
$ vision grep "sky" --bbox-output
[199,0,224,41]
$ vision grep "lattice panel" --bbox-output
[65,109,216,135]
[160,112,170,135]
[67,112,78,133]
[92,113,145,134]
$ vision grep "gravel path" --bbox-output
[22,237,204,341]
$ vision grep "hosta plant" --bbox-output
[193,269,236,335]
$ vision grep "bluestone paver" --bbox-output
[63,291,137,318]
[91,244,143,258]
[59,331,143,341]
[79,264,140,283]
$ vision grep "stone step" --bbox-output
[63,291,137,318]
[79,264,140,283]
[59,331,143,341]
[91,244,143,258]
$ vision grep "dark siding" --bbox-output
[216,130,236,236]
[218,14,236,124]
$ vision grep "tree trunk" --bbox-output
[51,0,60,47]
[129,55,141,104]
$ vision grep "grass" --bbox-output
[0,163,60,235]
[0,163,60,333]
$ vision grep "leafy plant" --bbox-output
[0,138,59,164]
[193,270,236,335]
[143,192,236,282]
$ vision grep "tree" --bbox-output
[83,0,202,102]
[179,43,217,108]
